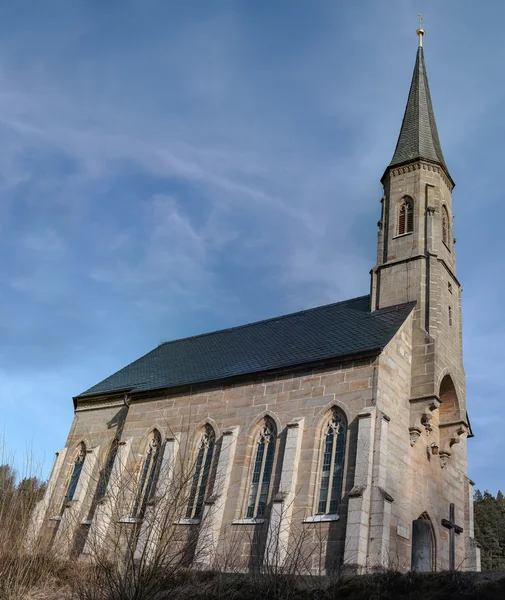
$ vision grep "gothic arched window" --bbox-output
[132,430,162,520]
[63,442,86,508]
[398,197,414,235]
[442,205,450,247]
[246,418,276,519]
[186,425,216,520]
[316,409,347,515]
[97,438,119,501]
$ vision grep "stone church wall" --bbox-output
[32,294,473,572]
[377,308,470,571]
[32,402,127,554]
[36,349,395,573]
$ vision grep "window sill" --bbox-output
[232,518,265,525]
[49,515,62,522]
[174,518,200,525]
[118,517,141,524]
[81,520,93,526]
[303,514,339,523]
[392,232,413,240]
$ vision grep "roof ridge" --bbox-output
[158,295,371,347]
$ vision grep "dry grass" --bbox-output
[66,569,505,600]
[0,445,66,600]
[2,439,503,600]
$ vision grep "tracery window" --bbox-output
[442,205,450,246]
[97,438,119,501]
[398,197,414,235]
[132,430,162,520]
[63,442,86,508]
[186,425,216,520]
[316,409,347,515]
[246,418,276,519]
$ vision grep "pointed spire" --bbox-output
[386,26,451,182]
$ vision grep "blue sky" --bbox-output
[0,0,503,492]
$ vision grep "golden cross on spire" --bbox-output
[416,13,425,47]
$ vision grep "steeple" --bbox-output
[384,27,452,184]
[371,22,468,481]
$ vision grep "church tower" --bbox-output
[371,26,479,570]
[371,25,468,445]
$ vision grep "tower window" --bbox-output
[449,306,453,327]
[442,206,450,247]
[398,198,414,235]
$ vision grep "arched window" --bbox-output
[398,197,414,235]
[63,442,86,508]
[442,206,450,246]
[132,430,162,520]
[186,425,216,520]
[316,409,347,515]
[97,438,119,501]
[246,418,276,519]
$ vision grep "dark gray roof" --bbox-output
[77,296,415,399]
[387,47,450,178]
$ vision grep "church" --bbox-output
[29,28,481,573]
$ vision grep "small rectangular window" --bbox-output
[449,307,453,326]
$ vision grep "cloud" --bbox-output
[90,194,211,291]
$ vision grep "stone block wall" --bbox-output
[34,353,390,572]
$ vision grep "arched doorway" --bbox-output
[411,513,436,572]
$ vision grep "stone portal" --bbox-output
[411,518,434,572]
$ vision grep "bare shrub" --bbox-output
[69,420,226,600]
[0,443,63,600]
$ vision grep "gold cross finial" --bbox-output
[416,14,425,47]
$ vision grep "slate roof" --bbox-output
[387,46,450,179]
[76,295,415,399]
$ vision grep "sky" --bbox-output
[0,0,503,492]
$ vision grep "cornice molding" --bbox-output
[75,396,127,413]
[387,160,454,192]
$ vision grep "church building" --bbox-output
[29,28,481,573]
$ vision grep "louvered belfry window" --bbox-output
[63,442,86,508]
[246,418,276,519]
[186,425,216,520]
[398,198,414,235]
[317,409,347,515]
[132,430,162,520]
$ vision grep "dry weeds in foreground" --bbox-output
[16,569,505,600]
[2,438,503,600]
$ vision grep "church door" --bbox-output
[411,519,433,572]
